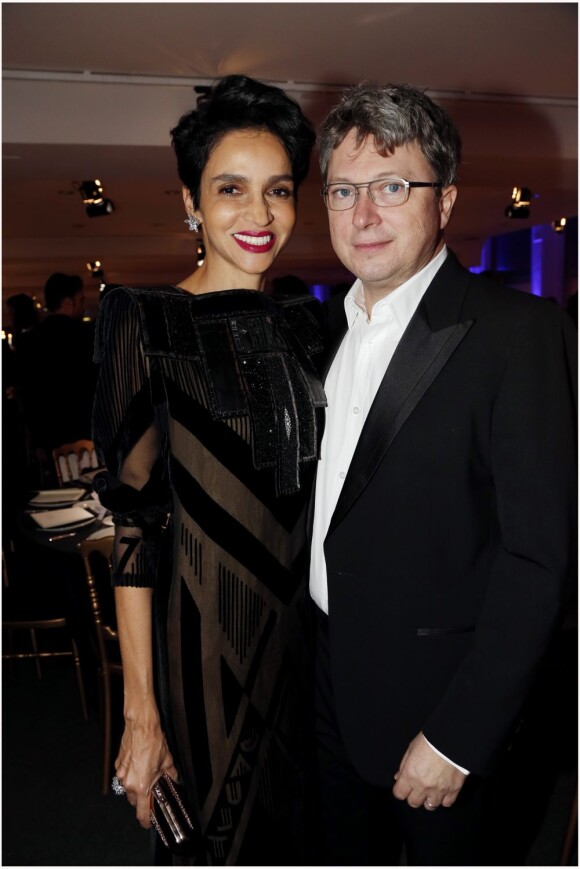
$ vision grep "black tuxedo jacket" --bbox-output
[321,251,577,783]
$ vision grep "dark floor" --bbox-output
[2,645,578,866]
[2,656,151,866]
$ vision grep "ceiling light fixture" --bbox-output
[505,204,530,219]
[505,186,534,219]
[511,186,533,206]
[86,200,115,217]
[552,217,567,233]
[79,179,104,203]
[86,260,104,280]
[76,179,115,217]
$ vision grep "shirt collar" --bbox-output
[344,245,448,330]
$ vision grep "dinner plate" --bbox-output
[40,517,97,533]
[28,488,86,508]
[31,506,96,531]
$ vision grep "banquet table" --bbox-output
[18,485,112,554]
[14,483,115,712]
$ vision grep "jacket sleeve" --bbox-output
[91,289,172,588]
[423,301,577,774]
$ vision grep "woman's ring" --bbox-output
[111,776,126,796]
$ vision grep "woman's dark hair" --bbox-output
[171,75,315,207]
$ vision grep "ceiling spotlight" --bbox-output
[79,179,104,204]
[86,199,115,217]
[552,217,567,233]
[511,186,533,206]
[76,179,115,217]
[505,204,530,219]
[505,186,534,219]
[196,242,205,267]
[86,260,104,279]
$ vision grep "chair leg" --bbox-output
[29,629,42,679]
[70,637,88,722]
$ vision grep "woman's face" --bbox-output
[184,129,296,290]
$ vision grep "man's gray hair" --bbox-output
[318,83,462,187]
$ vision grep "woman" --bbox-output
[92,75,325,865]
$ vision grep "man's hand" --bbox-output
[392,732,466,810]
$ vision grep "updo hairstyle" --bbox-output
[171,75,315,208]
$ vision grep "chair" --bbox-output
[78,535,123,794]
[52,439,99,486]
[2,547,88,721]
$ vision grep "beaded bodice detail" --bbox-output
[96,286,326,496]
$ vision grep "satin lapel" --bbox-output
[327,268,474,536]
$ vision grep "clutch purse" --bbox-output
[150,772,199,856]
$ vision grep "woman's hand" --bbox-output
[114,706,178,828]
[111,586,175,827]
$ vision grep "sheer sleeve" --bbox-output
[92,289,172,588]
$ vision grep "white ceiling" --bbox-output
[2,2,578,313]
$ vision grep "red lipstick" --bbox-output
[233,231,276,253]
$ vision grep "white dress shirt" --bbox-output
[309,245,448,613]
[309,245,470,776]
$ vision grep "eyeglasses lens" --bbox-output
[325,179,408,211]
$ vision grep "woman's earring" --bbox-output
[184,214,200,232]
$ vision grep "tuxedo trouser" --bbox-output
[313,604,495,866]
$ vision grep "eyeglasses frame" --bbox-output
[321,177,444,211]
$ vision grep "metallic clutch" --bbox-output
[150,773,199,856]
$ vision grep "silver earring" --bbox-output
[184,214,200,232]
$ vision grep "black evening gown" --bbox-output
[92,286,326,865]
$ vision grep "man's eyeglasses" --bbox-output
[321,177,444,211]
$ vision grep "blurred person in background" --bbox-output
[17,273,96,482]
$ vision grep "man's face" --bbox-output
[326,131,457,301]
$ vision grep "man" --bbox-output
[17,273,96,474]
[310,83,577,865]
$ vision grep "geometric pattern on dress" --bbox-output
[220,656,247,738]
[213,648,305,863]
[178,575,213,809]
[204,693,265,865]
[218,563,266,662]
[180,521,203,584]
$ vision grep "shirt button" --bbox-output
[339,471,346,479]
[353,407,360,415]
